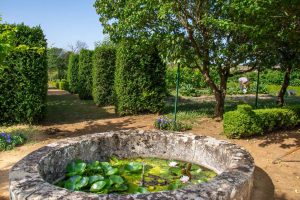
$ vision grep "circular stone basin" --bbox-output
[9,130,254,200]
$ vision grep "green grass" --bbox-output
[44,93,116,125]
[266,85,300,96]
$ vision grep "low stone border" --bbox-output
[9,130,254,200]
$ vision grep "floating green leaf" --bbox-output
[90,181,106,192]
[89,175,105,185]
[66,161,87,176]
[87,161,102,172]
[109,175,124,184]
[125,162,142,172]
[137,187,148,194]
[106,168,118,175]
[75,176,89,189]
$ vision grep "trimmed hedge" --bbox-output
[78,49,93,100]
[0,24,47,125]
[224,104,299,138]
[115,41,167,115]
[67,53,79,93]
[58,79,68,90]
[92,44,116,106]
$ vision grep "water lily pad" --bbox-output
[168,167,181,176]
[64,180,76,191]
[106,167,118,175]
[90,181,106,192]
[66,161,87,176]
[87,161,102,172]
[125,162,142,172]
[109,175,124,184]
[75,176,89,189]
[137,187,148,194]
[100,162,112,171]
[110,183,128,192]
[69,175,82,183]
[89,175,104,185]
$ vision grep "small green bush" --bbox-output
[48,81,58,88]
[0,132,27,151]
[67,53,80,94]
[114,41,167,115]
[92,43,116,106]
[0,24,47,125]
[224,104,299,138]
[78,49,93,100]
[59,79,69,90]
[154,116,192,132]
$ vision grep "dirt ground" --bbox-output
[0,90,299,200]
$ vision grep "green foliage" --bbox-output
[67,53,80,94]
[114,41,167,115]
[0,23,47,125]
[57,157,216,194]
[0,132,27,151]
[224,104,299,138]
[154,116,192,132]
[58,79,68,91]
[47,47,70,80]
[166,67,206,89]
[92,43,116,106]
[78,49,93,100]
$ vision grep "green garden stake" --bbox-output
[255,66,260,108]
[174,64,180,123]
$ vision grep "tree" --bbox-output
[94,0,264,118]
[47,47,70,80]
[266,1,300,106]
[68,41,89,54]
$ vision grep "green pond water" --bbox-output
[55,157,217,194]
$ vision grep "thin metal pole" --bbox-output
[255,66,260,108]
[174,64,180,123]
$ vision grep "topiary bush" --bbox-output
[58,79,69,90]
[78,49,93,100]
[0,23,47,125]
[92,43,116,106]
[224,104,299,138]
[67,53,80,94]
[114,41,167,115]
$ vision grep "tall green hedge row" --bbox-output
[224,104,300,138]
[114,41,167,115]
[0,24,47,125]
[67,53,79,93]
[92,44,116,106]
[78,49,93,100]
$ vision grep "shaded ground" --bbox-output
[0,89,299,200]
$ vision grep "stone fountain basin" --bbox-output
[9,130,254,200]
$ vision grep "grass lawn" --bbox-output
[266,84,300,96]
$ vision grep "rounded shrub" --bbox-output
[114,41,167,115]
[78,49,93,100]
[67,53,79,94]
[92,43,116,106]
[0,24,47,125]
[223,105,262,138]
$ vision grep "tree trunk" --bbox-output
[214,90,226,119]
[276,65,292,106]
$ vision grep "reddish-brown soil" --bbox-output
[0,90,299,200]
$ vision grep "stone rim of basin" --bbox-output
[9,130,255,200]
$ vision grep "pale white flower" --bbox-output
[180,175,190,183]
[169,161,178,167]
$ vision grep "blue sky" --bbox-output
[0,0,105,50]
